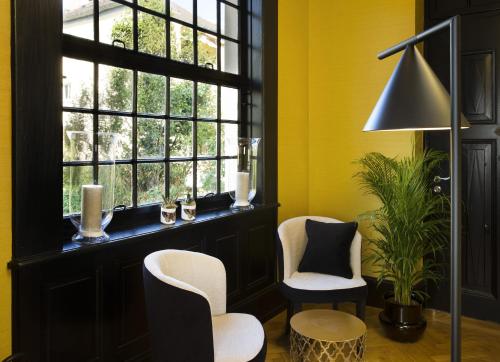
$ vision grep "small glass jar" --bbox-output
[181,194,196,221]
[161,206,177,225]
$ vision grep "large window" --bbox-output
[62,0,243,214]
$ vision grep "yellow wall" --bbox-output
[277,0,310,222]
[279,0,420,275]
[0,0,11,357]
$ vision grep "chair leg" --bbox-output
[332,301,338,310]
[356,299,366,320]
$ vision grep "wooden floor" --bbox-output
[264,303,500,361]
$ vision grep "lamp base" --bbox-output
[72,232,110,245]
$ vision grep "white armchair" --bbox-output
[277,216,367,332]
[143,250,266,362]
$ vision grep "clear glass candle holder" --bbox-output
[67,132,118,244]
[230,138,260,210]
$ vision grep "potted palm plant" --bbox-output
[356,149,449,342]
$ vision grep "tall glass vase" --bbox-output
[230,138,260,210]
[67,131,118,244]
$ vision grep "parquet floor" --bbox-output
[264,303,500,361]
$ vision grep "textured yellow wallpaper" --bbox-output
[0,0,11,357]
[277,0,310,222]
[278,0,419,276]
[307,0,418,275]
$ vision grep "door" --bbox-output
[425,10,500,323]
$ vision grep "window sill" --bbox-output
[9,203,278,269]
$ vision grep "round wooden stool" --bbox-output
[290,309,366,362]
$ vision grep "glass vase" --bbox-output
[230,137,260,210]
[67,131,118,244]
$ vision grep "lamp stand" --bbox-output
[377,16,462,362]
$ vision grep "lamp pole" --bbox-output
[376,16,462,361]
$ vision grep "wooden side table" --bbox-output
[290,309,367,362]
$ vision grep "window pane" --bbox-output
[112,164,133,207]
[197,160,217,196]
[138,0,165,13]
[63,58,94,109]
[197,83,217,119]
[226,0,239,5]
[171,0,193,23]
[138,163,165,205]
[221,4,238,40]
[63,0,94,40]
[197,122,217,157]
[170,120,193,158]
[99,2,133,50]
[63,165,94,215]
[221,39,239,74]
[170,22,194,64]
[170,78,193,117]
[138,118,165,159]
[198,31,217,70]
[170,161,193,199]
[137,72,166,114]
[221,87,238,120]
[221,158,237,193]
[197,0,216,32]
[138,11,166,57]
[99,65,133,112]
[63,113,94,162]
[221,123,238,156]
[98,115,133,160]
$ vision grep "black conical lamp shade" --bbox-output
[364,45,470,131]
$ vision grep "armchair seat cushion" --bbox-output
[212,313,265,362]
[284,271,366,291]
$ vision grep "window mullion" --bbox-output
[132,70,138,207]
[165,77,171,198]
[193,81,198,199]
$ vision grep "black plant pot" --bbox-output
[379,292,427,342]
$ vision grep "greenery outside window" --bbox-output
[62,0,243,215]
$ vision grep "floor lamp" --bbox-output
[363,16,470,362]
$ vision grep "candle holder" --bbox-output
[67,132,118,244]
[230,138,260,211]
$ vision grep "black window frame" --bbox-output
[62,0,245,208]
[11,0,277,258]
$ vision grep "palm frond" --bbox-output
[356,149,449,305]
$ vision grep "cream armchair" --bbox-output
[277,216,367,332]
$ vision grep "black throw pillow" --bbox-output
[298,219,358,279]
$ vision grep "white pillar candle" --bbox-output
[234,171,250,207]
[81,185,104,237]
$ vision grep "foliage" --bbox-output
[161,195,178,209]
[63,1,218,214]
[356,150,449,305]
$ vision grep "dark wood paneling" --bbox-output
[214,233,241,299]
[462,141,496,297]
[463,51,495,124]
[12,0,63,257]
[44,272,102,362]
[425,4,500,323]
[12,206,279,362]
[427,0,468,19]
[246,224,273,291]
[119,262,148,346]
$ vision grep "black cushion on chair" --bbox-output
[298,219,358,279]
